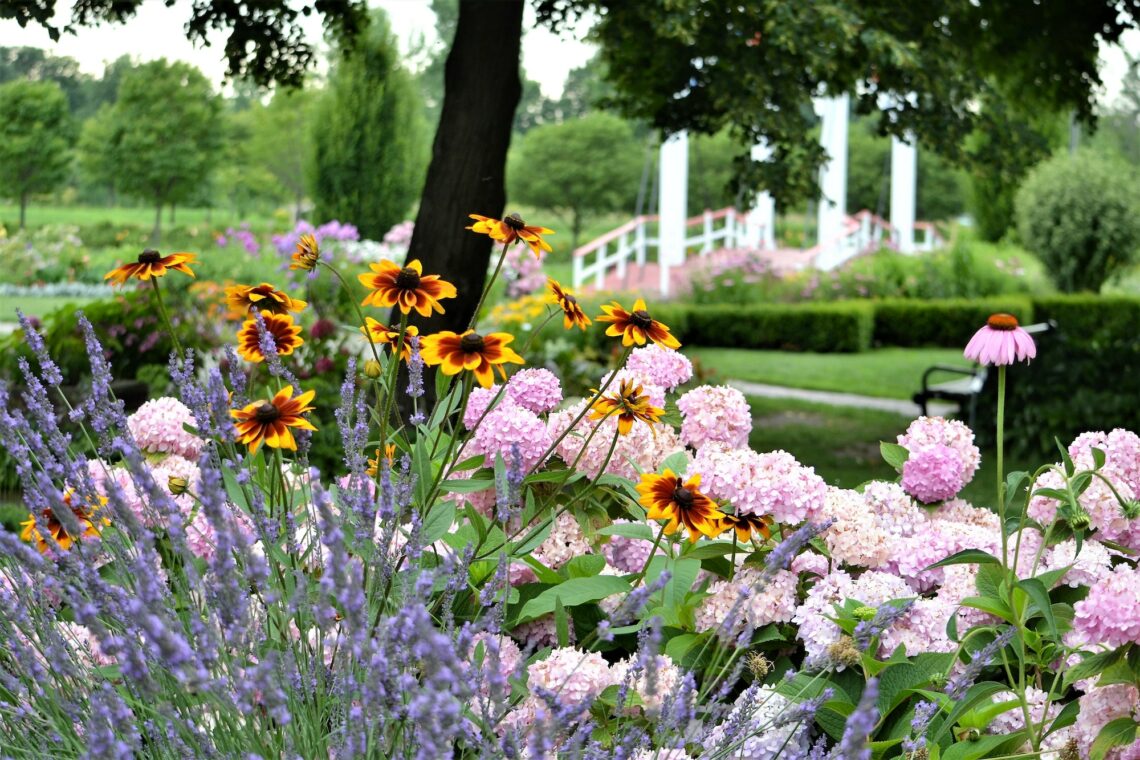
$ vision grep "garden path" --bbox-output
[728,378,956,418]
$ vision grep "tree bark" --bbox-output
[19,192,27,230]
[399,0,524,335]
[153,200,163,244]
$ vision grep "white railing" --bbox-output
[572,207,765,295]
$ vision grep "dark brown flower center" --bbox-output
[138,249,162,264]
[673,486,694,509]
[986,313,1019,331]
[631,309,654,329]
[563,293,578,306]
[395,267,421,290]
[255,401,281,423]
[504,212,526,231]
[460,332,485,353]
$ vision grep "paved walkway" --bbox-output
[728,378,957,418]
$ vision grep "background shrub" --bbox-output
[871,297,1034,348]
[681,302,873,352]
[1016,150,1140,293]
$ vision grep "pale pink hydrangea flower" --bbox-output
[985,686,1063,748]
[795,570,913,659]
[689,442,828,523]
[791,550,830,577]
[861,481,927,538]
[1043,539,1116,589]
[693,567,798,636]
[185,502,255,561]
[444,465,497,517]
[1075,684,1140,760]
[506,368,563,413]
[601,520,663,573]
[1074,565,1140,648]
[612,654,683,715]
[472,403,552,471]
[469,631,524,696]
[463,385,508,429]
[511,614,572,651]
[676,385,752,449]
[700,685,811,759]
[1031,465,1140,549]
[902,443,968,504]
[898,416,981,484]
[879,598,956,656]
[548,401,685,480]
[532,512,592,571]
[127,397,203,460]
[58,622,116,668]
[963,313,1037,366]
[887,516,1001,592]
[936,565,997,631]
[625,344,693,391]
[1068,429,1140,493]
[819,487,893,569]
[526,647,616,711]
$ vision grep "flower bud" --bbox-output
[364,359,382,378]
[168,476,189,496]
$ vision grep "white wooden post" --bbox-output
[726,208,736,248]
[814,94,849,270]
[702,209,714,254]
[658,131,689,292]
[891,135,917,254]
[616,231,628,280]
[635,220,647,267]
[745,142,777,250]
[596,242,607,290]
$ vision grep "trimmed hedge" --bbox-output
[871,297,1034,348]
[661,302,874,353]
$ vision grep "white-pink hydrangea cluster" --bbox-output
[1069,429,1140,492]
[818,487,893,569]
[185,503,255,561]
[601,521,663,573]
[985,686,1064,745]
[463,386,503,429]
[793,570,912,659]
[613,654,683,715]
[532,512,592,570]
[1075,684,1140,760]
[1074,564,1140,648]
[511,614,572,650]
[548,401,685,480]
[879,598,956,656]
[1042,539,1116,589]
[505,368,563,413]
[689,443,828,523]
[936,565,997,631]
[469,631,524,695]
[861,481,927,537]
[472,402,552,471]
[886,502,1002,592]
[676,385,752,449]
[898,416,981,483]
[503,242,546,298]
[526,647,616,709]
[902,443,968,504]
[791,550,830,577]
[694,567,798,636]
[127,397,203,460]
[58,622,116,668]
[700,686,810,759]
[624,344,693,391]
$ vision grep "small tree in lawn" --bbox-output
[247,87,318,221]
[0,79,72,228]
[102,60,222,242]
[508,112,641,251]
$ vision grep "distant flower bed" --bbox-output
[0,221,1135,758]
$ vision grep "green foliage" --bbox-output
[689,130,739,210]
[244,87,318,218]
[871,297,1034,348]
[0,225,88,285]
[0,79,73,226]
[507,113,642,249]
[674,302,874,353]
[1016,150,1140,293]
[310,12,428,240]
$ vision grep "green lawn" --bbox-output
[0,295,97,322]
[686,346,972,400]
[745,395,1038,510]
[0,203,274,231]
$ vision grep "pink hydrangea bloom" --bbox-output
[625,344,693,391]
[526,647,616,710]
[186,502,255,561]
[469,631,523,695]
[127,397,203,460]
[902,443,968,504]
[506,368,563,413]
[1075,685,1140,760]
[548,401,685,480]
[676,385,752,450]
[58,622,115,668]
[898,416,981,484]
[862,481,927,537]
[963,314,1037,366]
[880,598,956,656]
[532,512,592,570]
[701,686,810,759]
[445,465,497,517]
[888,518,1001,592]
[937,565,997,631]
[463,385,508,429]
[1069,429,1140,493]
[511,614,573,651]
[795,570,912,659]
[472,403,552,471]
[819,487,893,569]
[1043,539,1116,589]
[1031,463,1139,548]
[694,567,798,636]
[1074,565,1140,648]
[689,443,828,523]
[985,686,1062,744]
[612,654,683,715]
[791,550,830,577]
[601,520,663,573]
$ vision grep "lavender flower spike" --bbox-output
[829,677,878,760]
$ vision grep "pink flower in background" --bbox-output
[531,512,591,570]
[464,385,508,429]
[625,344,693,390]
[902,443,967,504]
[127,397,203,460]
[694,567,798,635]
[601,520,664,573]
[525,648,615,710]
[471,404,551,471]
[503,243,546,298]
[1074,564,1140,648]
[963,313,1036,366]
[818,487,892,568]
[506,368,563,413]
[676,385,752,449]
[548,400,685,480]
[689,443,827,523]
[898,416,981,484]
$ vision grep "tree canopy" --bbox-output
[0,79,73,228]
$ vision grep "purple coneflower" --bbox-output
[963,313,1036,366]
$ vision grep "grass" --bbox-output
[0,295,97,322]
[0,203,276,232]
[745,394,1037,510]
[686,346,972,400]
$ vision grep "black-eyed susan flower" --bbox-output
[420,329,525,388]
[358,259,457,317]
[361,318,419,362]
[225,282,307,316]
[235,310,304,363]
[366,444,398,477]
[637,470,725,543]
[547,278,591,331]
[587,378,665,435]
[104,249,196,286]
[467,212,554,258]
[597,298,680,349]
[20,490,110,554]
[290,233,320,271]
[717,512,773,543]
[231,385,317,453]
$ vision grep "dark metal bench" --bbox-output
[912,321,1055,427]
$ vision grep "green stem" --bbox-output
[468,240,512,331]
[519,308,560,355]
[997,365,1007,566]
[150,278,183,360]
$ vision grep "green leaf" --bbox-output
[1091,446,1107,470]
[943,734,1025,760]
[680,542,739,560]
[1064,647,1127,690]
[961,595,1015,623]
[659,450,690,474]
[554,597,570,648]
[1091,717,1139,760]
[665,633,699,662]
[515,575,631,624]
[597,523,656,541]
[440,475,495,493]
[1017,577,1059,637]
[665,558,701,610]
[880,441,910,471]
[421,501,456,545]
[876,653,955,714]
[931,681,1008,743]
[1004,471,1029,508]
[926,549,1002,570]
[564,554,606,579]
[511,520,552,557]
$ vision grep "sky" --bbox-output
[0,2,1137,106]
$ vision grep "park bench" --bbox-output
[912,320,1055,427]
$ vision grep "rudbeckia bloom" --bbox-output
[20,490,110,554]
[587,378,665,435]
[225,282,307,316]
[597,298,680,349]
[231,385,317,453]
[366,444,398,477]
[467,212,554,258]
[290,233,320,271]
[361,318,419,362]
[717,512,773,543]
[236,311,304,363]
[637,469,725,543]
[547,278,591,331]
[963,313,1037,366]
[420,329,525,388]
[358,259,457,317]
[104,249,196,285]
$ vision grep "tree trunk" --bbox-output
[170,203,176,226]
[19,192,27,230]
[571,210,583,252]
[152,200,163,244]
[400,0,524,336]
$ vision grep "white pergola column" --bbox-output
[657,131,689,276]
[891,135,917,253]
[745,142,777,250]
[814,93,849,266]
